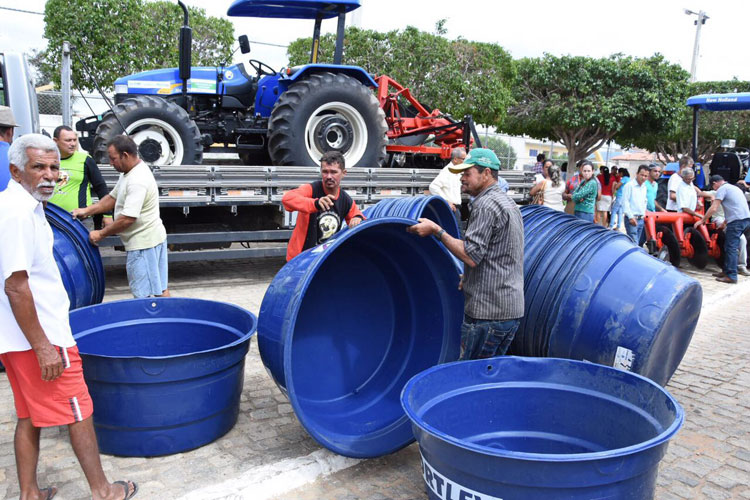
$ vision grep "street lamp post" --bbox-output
[684,8,709,83]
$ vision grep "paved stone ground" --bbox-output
[1,255,748,500]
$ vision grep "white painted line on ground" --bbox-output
[177,449,361,500]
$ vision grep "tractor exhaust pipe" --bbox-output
[177,0,192,101]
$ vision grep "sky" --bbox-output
[1,0,749,83]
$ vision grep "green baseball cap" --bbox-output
[449,148,501,173]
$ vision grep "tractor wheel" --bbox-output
[268,72,387,168]
[93,95,202,166]
[685,227,709,269]
[655,224,681,267]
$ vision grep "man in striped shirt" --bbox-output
[409,148,524,359]
[0,135,137,500]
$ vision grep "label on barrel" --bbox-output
[421,453,503,500]
[613,346,635,371]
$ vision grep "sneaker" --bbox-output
[738,267,750,277]
[715,276,738,284]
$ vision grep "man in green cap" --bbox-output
[408,148,524,360]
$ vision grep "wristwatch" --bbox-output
[436,229,446,240]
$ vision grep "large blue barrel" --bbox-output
[258,217,463,458]
[69,298,257,457]
[46,202,105,309]
[402,356,684,500]
[363,196,459,238]
[516,206,702,385]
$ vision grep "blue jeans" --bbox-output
[723,218,750,281]
[574,211,594,222]
[625,218,644,245]
[460,316,521,360]
[609,197,623,228]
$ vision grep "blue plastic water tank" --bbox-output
[402,356,684,500]
[69,298,257,457]
[46,202,105,309]
[257,217,464,458]
[516,206,702,385]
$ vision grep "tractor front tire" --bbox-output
[268,72,387,168]
[93,95,202,166]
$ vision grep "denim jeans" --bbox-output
[723,218,750,281]
[625,218,644,245]
[460,316,521,360]
[574,211,595,223]
[609,196,624,228]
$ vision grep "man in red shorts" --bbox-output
[0,134,137,500]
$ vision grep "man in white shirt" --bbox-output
[676,168,699,217]
[1,134,137,500]
[73,136,169,298]
[429,148,465,212]
[666,156,694,211]
[620,165,650,244]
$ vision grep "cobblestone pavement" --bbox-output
[1,256,748,500]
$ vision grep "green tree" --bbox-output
[36,0,234,91]
[287,26,515,127]
[630,80,750,165]
[501,54,690,169]
[482,135,517,170]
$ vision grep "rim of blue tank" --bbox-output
[281,216,462,456]
[401,356,684,462]
[70,297,257,359]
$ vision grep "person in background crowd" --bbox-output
[408,148,524,360]
[50,126,112,230]
[666,156,694,212]
[596,165,616,227]
[430,148,465,213]
[72,136,169,298]
[638,164,667,247]
[1,134,138,500]
[529,163,565,211]
[676,168,700,217]
[620,165,650,244]
[533,153,545,175]
[696,175,750,284]
[0,106,19,192]
[609,168,631,230]
[281,150,364,261]
[564,160,598,222]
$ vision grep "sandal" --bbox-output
[114,480,138,500]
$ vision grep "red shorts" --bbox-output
[0,345,93,427]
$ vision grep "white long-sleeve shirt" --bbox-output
[429,166,462,205]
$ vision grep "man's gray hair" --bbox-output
[680,167,695,180]
[451,148,467,161]
[8,134,59,171]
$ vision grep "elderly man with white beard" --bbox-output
[0,134,137,500]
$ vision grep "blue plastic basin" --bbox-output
[402,356,683,500]
[258,217,463,458]
[69,298,257,457]
[46,203,105,309]
[363,196,459,238]
[516,206,702,385]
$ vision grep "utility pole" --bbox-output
[61,41,72,126]
[684,9,709,83]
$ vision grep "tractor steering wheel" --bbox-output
[247,59,277,77]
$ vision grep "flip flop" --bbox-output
[41,487,57,500]
[114,480,138,500]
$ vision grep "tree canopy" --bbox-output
[481,135,517,170]
[501,54,690,169]
[630,80,750,165]
[35,0,234,91]
[287,25,516,127]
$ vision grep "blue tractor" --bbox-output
[77,0,389,167]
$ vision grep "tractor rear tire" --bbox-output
[685,227,709,269]
[268,72,387,168]
[92,95,202,166]
[655,224,681,267]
